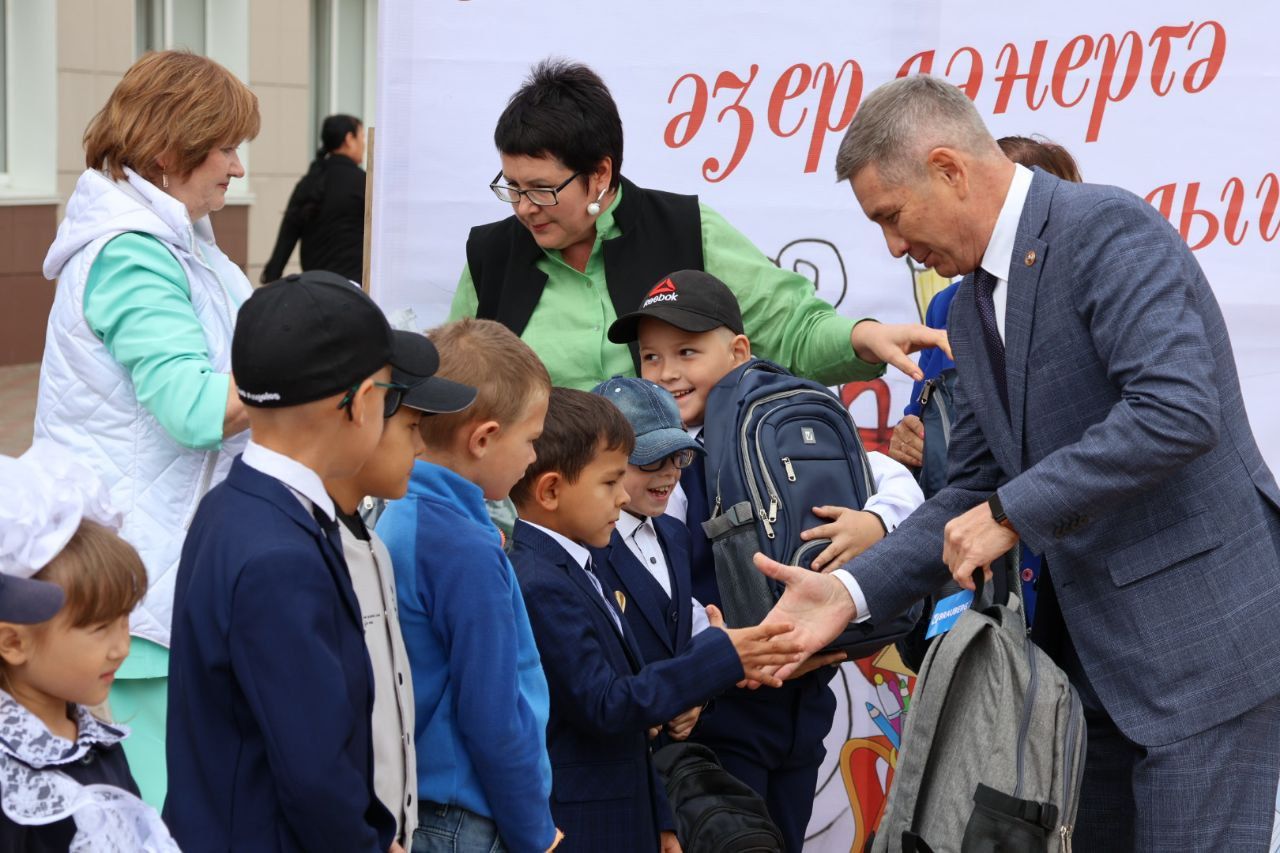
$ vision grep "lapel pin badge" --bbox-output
[614,590,627,613]
[1024,250,1037,267]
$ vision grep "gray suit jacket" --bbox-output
[852,168,1280,747]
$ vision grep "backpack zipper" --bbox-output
[1059,691,1085,852]
[782,456,796,482]
[1013,636,1040,799]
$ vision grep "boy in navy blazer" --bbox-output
[509,388,803,853]
[166,272,429,853]
[589,377,712,744]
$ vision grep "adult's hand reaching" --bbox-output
[850,320,952,382]
[754,554,858,679]
[706,604,803,688]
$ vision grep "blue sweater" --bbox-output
[903,282,959,417]
[377,461,556,851]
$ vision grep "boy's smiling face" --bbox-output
[621,455,682,518]
[636,319,751,427]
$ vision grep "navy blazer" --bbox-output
[591,514,696,666]
[165,458,395,852]
[511,521,743,853]
[851,169,1280,747]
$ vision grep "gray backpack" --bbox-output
[870,568,1086,853]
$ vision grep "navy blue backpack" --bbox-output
[699,358,921,657]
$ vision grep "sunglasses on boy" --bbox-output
[636,448,697,473]
[337,381,410,421]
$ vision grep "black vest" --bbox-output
[466,176,704,371]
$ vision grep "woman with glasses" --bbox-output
[449,59,945,392]
[33,51,260,809]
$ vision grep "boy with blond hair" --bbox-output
[377,318,561,852]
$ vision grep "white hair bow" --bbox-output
[0,441,120,580]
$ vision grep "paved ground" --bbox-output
[0,363,38,456]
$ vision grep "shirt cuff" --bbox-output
[832,568,872,623]
[690,598,710,636]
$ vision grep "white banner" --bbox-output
[372,3,1280,849]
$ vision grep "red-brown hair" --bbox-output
[84,50,260,183]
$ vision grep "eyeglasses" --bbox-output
[337,381,410,420]
[637,448,697,473]
[489,170,583,206]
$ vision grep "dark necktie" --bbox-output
[682,434,719,608]
[973,267,1009,413]
[312,504,344,555]
[584,556,624,635]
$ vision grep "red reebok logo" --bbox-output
[647,278,677,298]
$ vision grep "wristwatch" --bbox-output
[987,493,1015,531]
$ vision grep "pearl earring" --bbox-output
[586,186,607,216]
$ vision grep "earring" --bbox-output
[586,186,607,216]
[161,172,169,189]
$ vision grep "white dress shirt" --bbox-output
[982,163,1034,343]
[241,440,336,521]
[616,510,711,637]
[523,520,625,635]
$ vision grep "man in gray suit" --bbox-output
[754,75,1280,849]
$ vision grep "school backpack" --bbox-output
[698,357,921,657]
[869,570,1086,853]
[914,369,958,500]
[653,741,784,853]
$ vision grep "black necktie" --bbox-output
[312,504,343,555]
[973,267,1009,413]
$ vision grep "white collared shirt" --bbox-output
[980,163,1034,342]
[616,511,711,637]
[523,520,624,635]
[241,440,336,521]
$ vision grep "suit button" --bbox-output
[672,611,679,622]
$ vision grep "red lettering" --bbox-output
[897,50,935,78]
[1147,22,1193,96]
[1185,20,1226,93]
[806,60,863,174]
[1219,178,1249,246]
[944,47,983,99]
[767,64,811,139]
[1177,182,1219,250]
[702,66,759,183]
[1051,35,1093,107]
[993,40,1050,113]
[1087,31,1142,142]
[1258,173,1280,241]
[663,73,707,149]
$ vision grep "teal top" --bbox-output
[83,232,231,451]
[117,636,170,680]
[450,185,884,390]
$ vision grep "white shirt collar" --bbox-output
[523,520,591,570]
[616,510,649,541]
[241,441,336,521]
[980,163,1034,283]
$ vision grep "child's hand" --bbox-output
[545,828,565,852]
[888,415,926,468]
[660,830,683,853]
[784,649,847,680]
[390,843,406,853]
[706,604,803,688]
[666,705,703,740]
[648,725,662,740]
[802,507,886,572]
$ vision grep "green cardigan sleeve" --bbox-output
[83,232,229,451]
[448,264,480,321]
[699,203,885,386]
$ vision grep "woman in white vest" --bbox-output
[34,50,260,808]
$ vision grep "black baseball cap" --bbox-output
[233,271,434,407]
[389,332,478,415]
[608,269,745,344]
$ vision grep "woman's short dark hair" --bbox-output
[318,114,361,160]
[509,388,634,508]
[494,59,624,189]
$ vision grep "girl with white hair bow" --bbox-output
[0,442,179,852]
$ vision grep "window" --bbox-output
[136,0,208,56]
[312,0,376,154]
[0,0,54,198]
[0,0,8,175]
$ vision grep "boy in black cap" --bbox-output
[610,269,924,852]
[322,334,477,848]
[165,271,431,853]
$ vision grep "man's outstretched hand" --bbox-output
[754,553,857,680]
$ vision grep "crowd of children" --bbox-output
[1,268,924,852]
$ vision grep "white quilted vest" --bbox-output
[35,168,253,648]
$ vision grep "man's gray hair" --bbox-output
[834,75,1001,185]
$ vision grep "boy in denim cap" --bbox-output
[377,318,561,853]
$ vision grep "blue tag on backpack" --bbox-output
[924,588,974,639]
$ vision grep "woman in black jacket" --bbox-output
[262,114,366,284]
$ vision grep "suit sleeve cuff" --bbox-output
[832,568,871,623]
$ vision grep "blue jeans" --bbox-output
[412,801,507,853]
